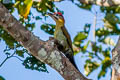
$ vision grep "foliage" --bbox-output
[0,76,5,80]
[14,0,33,18]
[0,0,120,80]
[41,23,55,35]
[23,56,48,72]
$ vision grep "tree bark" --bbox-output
[0,3,89,80]
[33,0,120,7]
[78,0,120,7]
[112,36,120,80]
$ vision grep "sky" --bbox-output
[0,1,113,80]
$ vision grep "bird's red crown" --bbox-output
[54,12,63,16]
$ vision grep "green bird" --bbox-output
[48,12,77,69]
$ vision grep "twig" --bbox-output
[0,49,16,67]
[0,56,9,67]
[93,13,97,42]
[12,56,24,62]
[86,50,103,61]
[92,6,97,42]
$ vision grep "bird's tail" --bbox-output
[65,50,78,70]
[69,56,78,70]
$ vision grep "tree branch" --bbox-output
[78,0,120,7]
[0,3,89,80]
[33,0,120,7]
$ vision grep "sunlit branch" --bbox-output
[93,12,97,42]
[78,0,120,7]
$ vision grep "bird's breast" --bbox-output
[54,29,68,48]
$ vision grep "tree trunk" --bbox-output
[0,3,89,80]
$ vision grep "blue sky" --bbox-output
[0,1,113,80]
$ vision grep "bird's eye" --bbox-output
[56,14,59,16]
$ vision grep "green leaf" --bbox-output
[102,48,111,58]
[16,50,24,58]
[84,24,91,34]
[98,57,111,79]
[104,13,119,24]
[35,16,42,20]
[100,6,120,13]
[84,59,100,76]
[15,0,33,18]
[0,27,16,49]
[41,23,55,35]
[74,32,88,46]
[75,3,92,11]
[96,27,116,38]
[98,70,106,79]
[33,0,55,15]
[83,40,90,51]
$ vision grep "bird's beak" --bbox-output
[47,13,58,21]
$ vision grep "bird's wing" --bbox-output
[61,26,77,69]
[61,26,73,52]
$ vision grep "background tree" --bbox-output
[0,0,120,80]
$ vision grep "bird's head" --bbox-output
[48,12,65,26]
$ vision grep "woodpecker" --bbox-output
[48,12,77,69]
